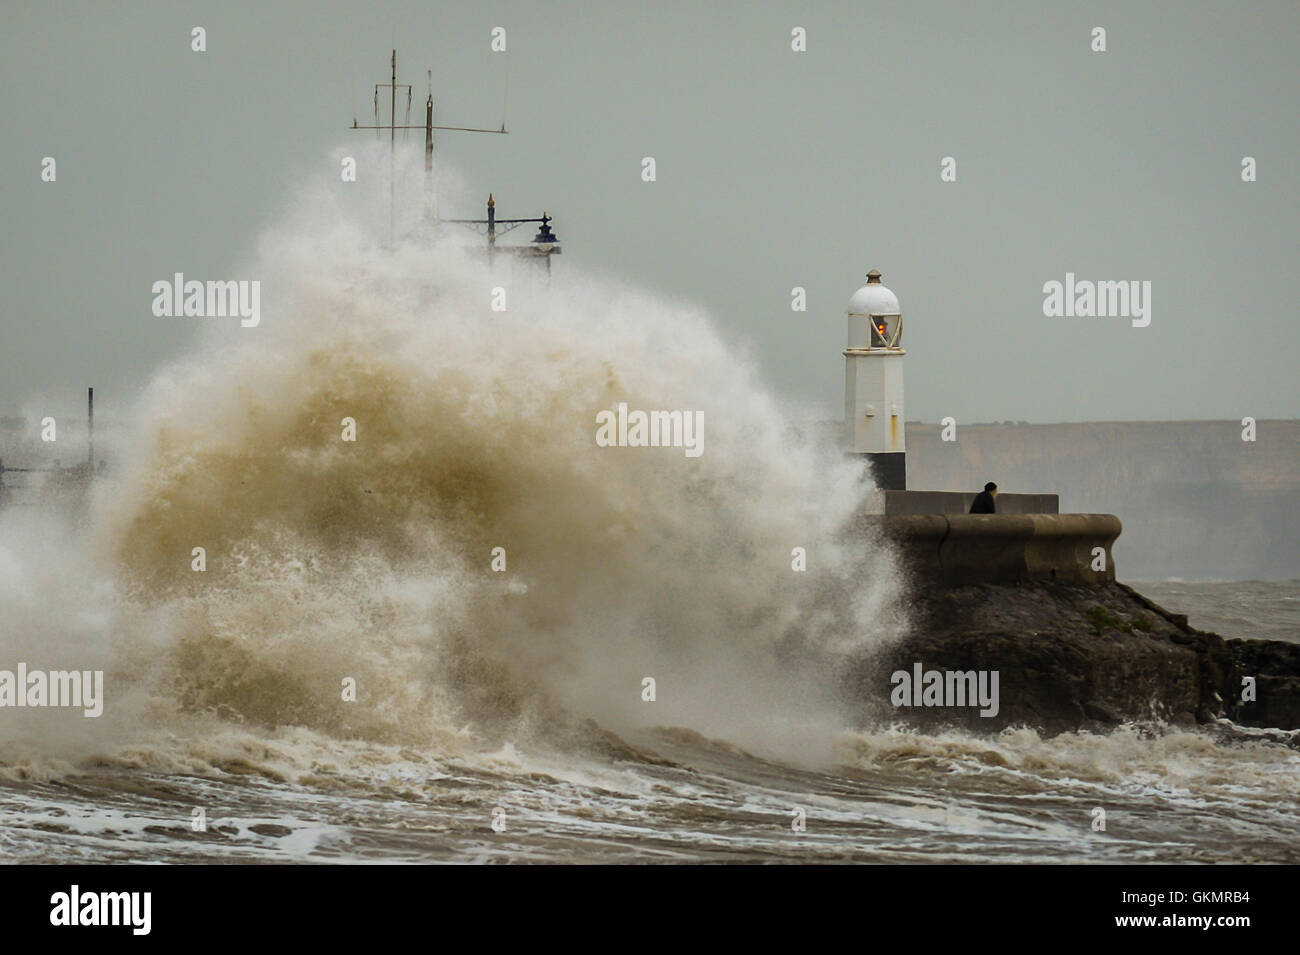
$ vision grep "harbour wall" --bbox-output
[863,512,1122,587]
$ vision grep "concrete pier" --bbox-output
[863,512,1122,586]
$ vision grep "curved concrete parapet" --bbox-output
[1025,513,1121,584]
[864,513,1122,586]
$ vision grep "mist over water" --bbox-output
[1,153,1296,863]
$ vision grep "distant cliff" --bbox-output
[901,420,1300,581]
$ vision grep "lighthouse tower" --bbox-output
[844,269,906,490]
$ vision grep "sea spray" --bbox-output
[2,147,910,773]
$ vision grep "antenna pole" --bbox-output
[389,50,397,244]
[425,70,435,224]
[87,386,94,471]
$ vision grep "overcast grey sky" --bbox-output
[2,0,1296,424]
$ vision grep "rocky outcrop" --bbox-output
[845,579,1300,735]
[1226,637,1300,730]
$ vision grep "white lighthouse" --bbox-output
[844,269,906,490]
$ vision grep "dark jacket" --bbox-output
[970,490,996,514]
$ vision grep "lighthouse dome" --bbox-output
[847,269,900,315]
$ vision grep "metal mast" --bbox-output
[425,71,434,223]
[350,50,507,242]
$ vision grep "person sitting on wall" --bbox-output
[970,482,998,514]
